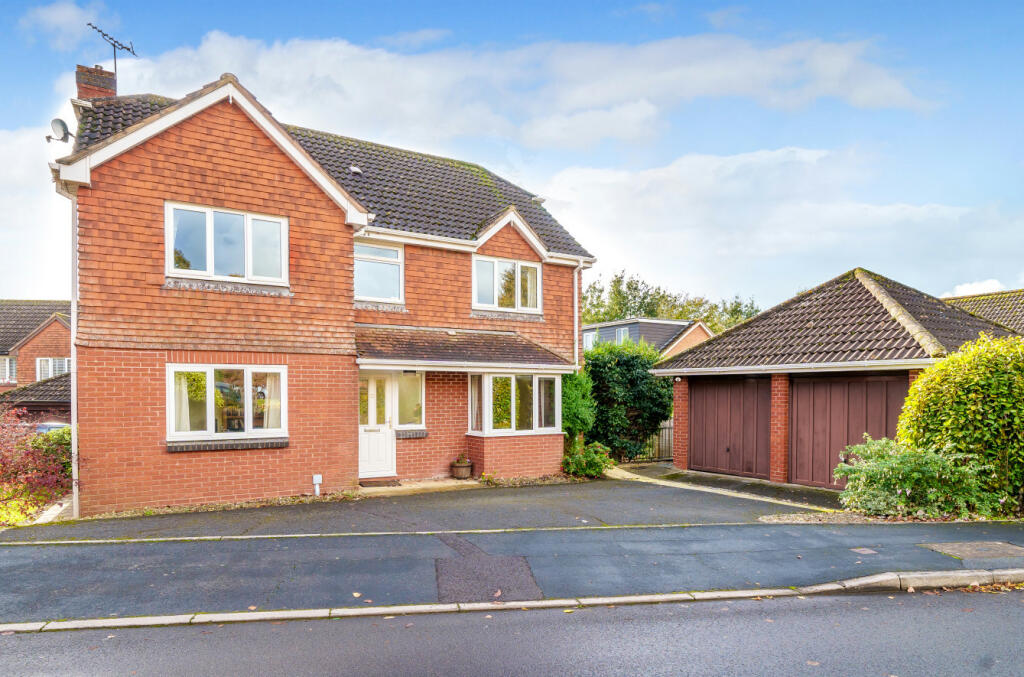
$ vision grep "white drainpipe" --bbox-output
[70,192,80,519]
[573,261,583,367]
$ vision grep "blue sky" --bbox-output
[3,1,1024,306]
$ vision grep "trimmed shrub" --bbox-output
[561,371,596,444]
[584,340,673,459]
[563,441,615,478]
[898,335,1024,506]
[834,437,1009,518]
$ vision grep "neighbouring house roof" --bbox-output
[0,372,71,406]
[653,268,1014,373]
[945,288,1024,334]
[582,318,697,352]
[0,301,71,354]
[354,325,572,369]
[68,86,591,259]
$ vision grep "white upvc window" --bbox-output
[468,373,561,435]
[354,243,404,303]
[166,364,287,441]
[615,327,630,344]
[0,357,16,383]
[582,332,596,350]
[472,255,542,313]
[165,202,289,286]
[36,357,70,380]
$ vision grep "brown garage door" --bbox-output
[789,373,909,489]
[689,377,771,479]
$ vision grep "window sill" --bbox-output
[164,277,293,297]
[395,429,428,440]
[465,430,565,438]
[470,309,544,322]
[355,300,408,312]
[166,437,289,453]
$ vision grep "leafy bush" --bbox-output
[562,441,615,477]
[0,406,72,525]
[561,371,596,443]
[30,425,73,478]
[897,335,1024,506]
[834,437,1009,518]
[584,340,673,459]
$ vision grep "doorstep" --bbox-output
[356,477,482,498]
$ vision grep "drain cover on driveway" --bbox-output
[922,541,1024,559]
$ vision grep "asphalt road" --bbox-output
[3,521,1024,623]
[4,590,1022,676]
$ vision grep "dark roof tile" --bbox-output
[0,373,70,404]
[0,301,71,354]
[946,289,1024,333]
[355,325,570,366]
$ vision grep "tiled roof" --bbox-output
[0,373,70,404]
[655,269,1014,372]
[946,289,1024,333]
[70,87,591,257]
[0,301,71,354]
[355,325,571,367]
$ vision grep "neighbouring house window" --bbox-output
[469,375,483,431]
[473,255,541,312]
[397,372,424,427]
[582,332,596,350]
[471,374,561,434]
[167,365,286,440]
[0,357,15,383]
[354,243,403,302]
[166,202,288,285]
[615,327,630,344]
[36,357,70,381]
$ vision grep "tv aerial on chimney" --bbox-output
[86,22,136,79]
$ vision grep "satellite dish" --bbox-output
[46,118,72,144]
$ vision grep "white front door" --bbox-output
[359,374,396,478]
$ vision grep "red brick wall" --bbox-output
[672,377,689,470]
[354,224,580,362]
[15,319,71,384]
[466,432,564,478]
[908,369,923,386]
[661,325,713,359]
[769,373,790,483]
[76,346,358,515]
[396,371,469,479]
[74,100,355,355]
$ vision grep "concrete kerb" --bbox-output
[4,568,1022,634]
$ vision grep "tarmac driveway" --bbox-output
[0,478,805,542]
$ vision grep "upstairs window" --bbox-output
[354,243,404,303]
[165,202,288,285]
[0,357,15,383]
[36,357,70,380]
[473,256,541,313]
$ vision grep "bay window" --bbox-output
[167,364,286,441]
[469,373,561,434]
[165,202,288,285]
[354,243,403,303]
[473,255,541,312]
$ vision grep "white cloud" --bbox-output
[539,148,1023,304]
[705,6,746,30]
[105,30,927,154]
[19,1,106,51]
[377,28,452,50]
[942,279,1007,298]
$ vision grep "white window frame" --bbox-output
[164,201,289,286]
[467,373,561,436]
[36,357,70,381]
[353,242,405,304]
[0,357,15,383]
[582,332,596,350]
[471,254,543,314]
[615,327,630,344]
[165,364,288,442]
[393,370,426,430]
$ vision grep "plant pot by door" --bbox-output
[451,460,473,479]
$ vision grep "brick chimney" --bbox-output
[76,65,116,99]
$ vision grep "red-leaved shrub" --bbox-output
[0,405,72,504]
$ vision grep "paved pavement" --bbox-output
[0,479,806,542]
[4,590,1023,676]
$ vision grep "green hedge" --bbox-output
[897,335,1024,508]
[562,441,615,477]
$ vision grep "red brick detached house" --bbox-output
[0,300,71,393]
[51,67,593,516]
[652,269,1014,490]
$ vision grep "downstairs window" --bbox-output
[167,365,287,441]
[470,374,561,434]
